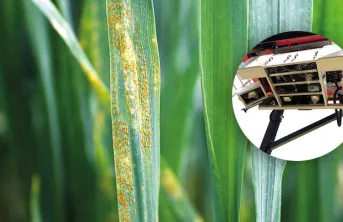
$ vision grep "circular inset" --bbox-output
[232,31,343,161]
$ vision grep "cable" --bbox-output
[334,80,342,127]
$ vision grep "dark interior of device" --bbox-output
[266,62,317,75]
[326,71,343,83]
[260,96,278,106]
[281,95,324,105]
[275,83,322,94]
[241,87,265,105]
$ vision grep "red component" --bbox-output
[265,49,273,54]
[253,78,259,82]
[275,35,326,47]
[259,78,272,93]
[243,55,249,62]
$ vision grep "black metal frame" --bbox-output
[260,110,339,154]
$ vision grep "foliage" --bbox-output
[0,0,342,222]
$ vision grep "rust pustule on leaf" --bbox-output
[106,0,160,220]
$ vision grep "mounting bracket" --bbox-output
[260,110,341,155]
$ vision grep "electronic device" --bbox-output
[234,35,343,155]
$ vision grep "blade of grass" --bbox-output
[54,0,71,23]
[32,0,102,220]
[248,0,313,49]
[22,2,65,221]
[282,147,341,222]
[79,0,118,220]
[200,0,248,221]
[159,193,180,222]
[251,148,286,222]
[248,1,312,222]
[32,0,110,111]
[278,1,342,221]
[154,0,203,220]
[273,1,343,220]
[53,0,99,220]
[30,174,42,222]
[317,148,342,221]
[155,0,200,173]
[160,157,204,222]
[33,2,188,221]
[308,1,343,221]
[0,1,38,219]
[295,161,320,222]
[106,0,160,220]
[180,103,215,221]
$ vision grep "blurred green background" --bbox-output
[0,0,343,221]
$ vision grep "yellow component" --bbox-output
[311,95,320,104]
[247,90,258,99]
[305,74,313,81]
[283,97,292,102]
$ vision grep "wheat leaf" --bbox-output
[200,0,248,221]
[106,0,160,220]
[30,175,42,222]
[251,149,286,222]
[160,157,204,222]
[31,0,110,111]
[248,1,312,222]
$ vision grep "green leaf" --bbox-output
[251,148,286,222]
[279,1,343,221]
[31,0,110,111]
[313,0,343,44]
[0,1,39,219]
[293,1,343,221]
[79,0,118,221]
[22,2,66,221]
[31,0,108,221]
[154,0,203,220]
[200,0,248,221]
[106,0,160,221]
[155,0,200,173]
[283,149,341,222]
[160,157,204,222]
[248,1,313,222]
[54,0,71,23]
[30,174,42,222]
[248,0,313,49]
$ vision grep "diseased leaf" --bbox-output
[200,0,248,221]
[106,0,161,221]
[248,1,313,222]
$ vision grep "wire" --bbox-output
[334,80,342,127]
[276,62,315,75]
